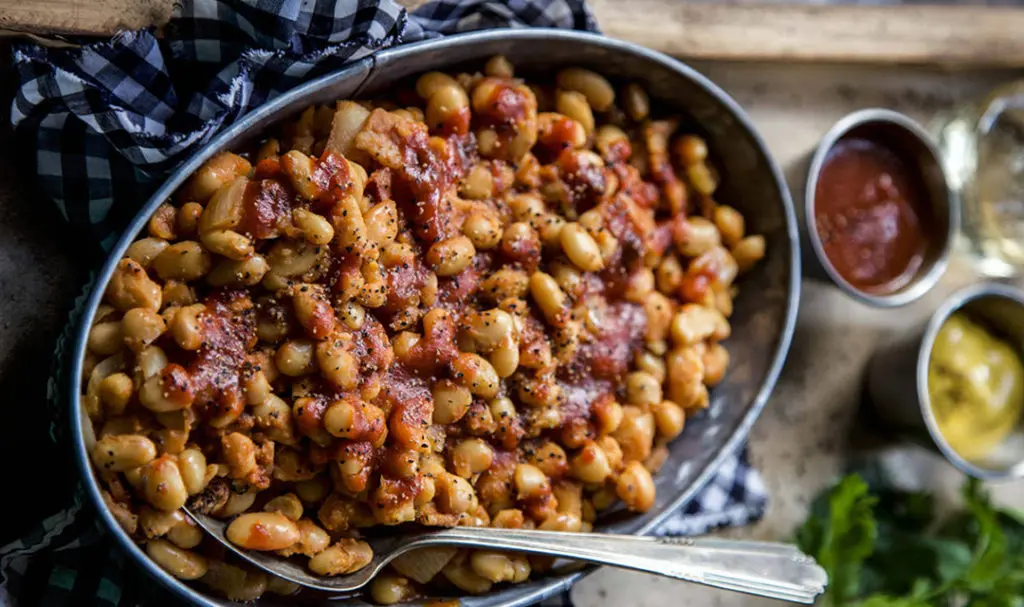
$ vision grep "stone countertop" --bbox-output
[2,53,1024,605]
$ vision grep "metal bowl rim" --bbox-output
[804,107,957,308]
[68,27,801,607]
[915,281,1024,481]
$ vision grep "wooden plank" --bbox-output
[4,0,1024,66]
[591,1,1024,66]
[0,0,173,37]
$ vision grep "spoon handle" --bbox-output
[409,528,827,604]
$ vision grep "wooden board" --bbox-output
[0,0,173,37]
[5,0,1024,66]
[592,1,1024,66]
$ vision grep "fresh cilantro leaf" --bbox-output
[996,509,1024,556]
[851,596,931,607]
[965,592,1024,607]
[796,474,878,605]
[930,538,976,584]
[963,476,986,511]
[907,578,933,598]
[797,474,1024,607]
[937,511,978,544]
[864,534,971,596]
[975,564,1024,607]
[862,484,961,597]
[960,478,1009,593]
[998,507,1024,528]
[874,488,936,534]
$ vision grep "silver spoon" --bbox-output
[186,509,827,603]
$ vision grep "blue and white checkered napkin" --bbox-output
[1,1,768,605]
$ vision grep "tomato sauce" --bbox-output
[189,289,255,419]
[814,137,932,293]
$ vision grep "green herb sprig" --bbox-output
[796,474,1024,607]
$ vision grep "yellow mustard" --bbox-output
[928,312,1024,460]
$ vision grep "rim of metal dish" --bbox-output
[804,107,957,308]
[915,282,1024,481]
[69,28,801,607]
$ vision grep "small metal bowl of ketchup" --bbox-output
[805,108,957,307]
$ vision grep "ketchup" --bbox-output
[814,137,932,293]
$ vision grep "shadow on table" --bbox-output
[0,43,93,546]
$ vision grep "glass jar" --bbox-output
[933,81,1024,277]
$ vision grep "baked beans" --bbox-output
[85,55,764,603]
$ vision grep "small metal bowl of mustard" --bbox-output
[868,283,1024,480]
[805,108,957,307]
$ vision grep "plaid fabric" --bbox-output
[2,1,768,605]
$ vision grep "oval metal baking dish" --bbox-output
[69,28,800,607]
